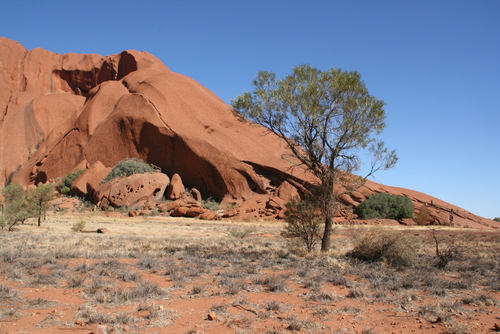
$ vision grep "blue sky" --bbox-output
[2,0,499,219]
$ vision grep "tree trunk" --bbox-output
[320,174,335,253]
[321,213,333,252]
[37,206,42,227]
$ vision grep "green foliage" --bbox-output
[1,184,33,231]
[231,64,397,252]
[348,229,420,268]
[101,158,155,184]
[201,197,220,211]
[28,184,56,227]
[58,169,85,196]
[356,193,413,220]
[284,198,325,253]
[493,217,500,222]
[71,220,86,233]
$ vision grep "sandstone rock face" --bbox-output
[0,38,497,229]
[69,161,111,197]
[276,181,300,202]
[166,174,185,200]
[0,38,312,206]
[93,173,169,209]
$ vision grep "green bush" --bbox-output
[356,192,413,220]
[101,158,155,184]
[57,169,85,196]
[348,229,420,268]
[201,197,220,211]
[493,217,500,222]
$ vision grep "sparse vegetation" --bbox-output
[431,229,464,268]
[226,226,257,238]
[232,64,398,252]
[0,218,498,333]
[57,169,85,196]
[1,183,31,231]
[201,196,220,211]
[356,192,414,220]
[101,158,155,184]
[284,198,325,253]
[415,204,432,225]
[27,184,56,227]
[348,228,419,268]
[71,220,86,232]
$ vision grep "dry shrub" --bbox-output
[348,228,420,268]
[415,204,432,225]
[284,198,324,253]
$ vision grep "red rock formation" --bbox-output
[166,174,185,200]
[93,173,169,209]
[0,38,312,204]
[0,38,497,229]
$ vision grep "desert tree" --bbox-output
[231,65,397,252]
[1,184,32,231]
[28,184,56,227]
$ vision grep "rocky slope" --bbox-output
[0,37,497,229]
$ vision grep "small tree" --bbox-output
[493,217,500,222]
[28,184,56,227]
[1,184,32,231]
[232,65,397,252]
[284,198,325,253]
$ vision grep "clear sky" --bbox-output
[2,0,499,219]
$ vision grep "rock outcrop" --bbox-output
[93,172,169,209]
[0,37,312,204]
[0,37,497,229]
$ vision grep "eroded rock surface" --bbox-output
[0,38,497,229]
[93,172,169,209]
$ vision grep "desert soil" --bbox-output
[1,213,499,334]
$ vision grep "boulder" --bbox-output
[339,194,359,207]
[70,161,111,197]
[266,197,286,211]
[170,206,189,217]
[157,198,187,212]
[199,211,220,220]
[93,172,169,209]
[190,188,202,201]
[276,181,300,202]
[166,174,185,200]
[185,206,206,217]
[350,191,366,202]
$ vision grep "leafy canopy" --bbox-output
[356,192,414,220]
[231,64,397,180]
[28,184,56,227]
[1,184,32,231]
[232,64,397,252]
